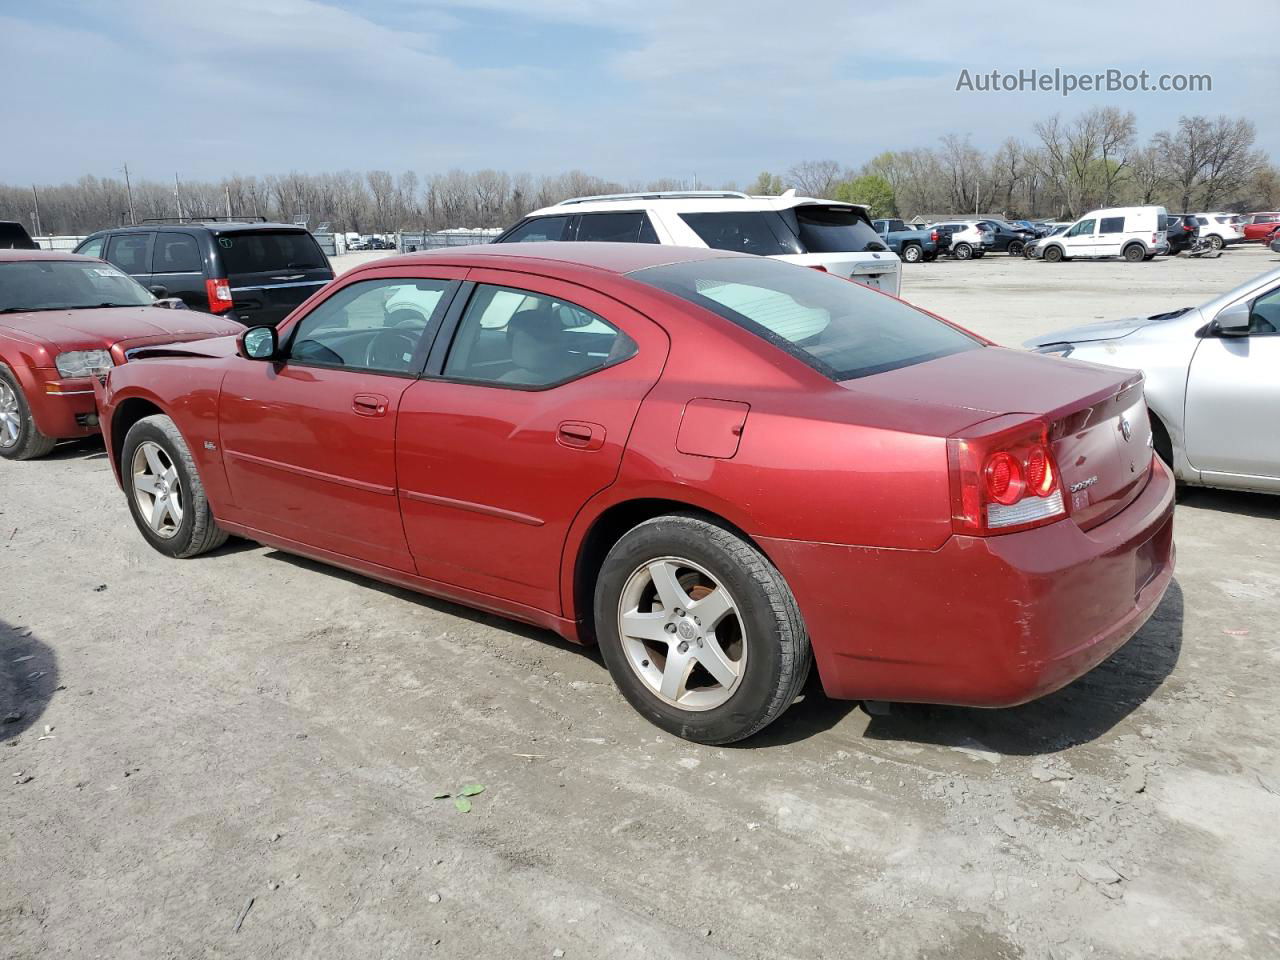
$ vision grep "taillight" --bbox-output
[931,230,939,243]
[1151,233,1159,244]
[205,277,234,313]
[947,417,1065,536]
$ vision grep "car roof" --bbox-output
[359,241,742,276]
[522,193,869,218]
[0,249,98,263]
[90,221,308,236]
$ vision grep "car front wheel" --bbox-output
[1208,234,1224,250]
[122,414,228,558]
[594,514,811,745]
[1008,241,1025,257]
[0,368,57,461]
[953,243,973,260]
[1043,245,1064,263]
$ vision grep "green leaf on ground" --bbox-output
[453,797,473,814]
[432,791,451,800]
[459,784,485,797]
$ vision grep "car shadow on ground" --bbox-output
[46,436,107,462]
[1177,485,1280,521]
[0,619,59,744]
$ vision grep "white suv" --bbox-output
[496,190,902,296]
[1192,212,1246,250]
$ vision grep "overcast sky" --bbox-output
[4,0,1277,185]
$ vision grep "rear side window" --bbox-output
[153,233,202,273]
[1099,217,1126,234]
[783,206,887,253]
[216,231,326,275]
[501,216,571,243]
[631,257,979,381]
[105,233,154,274]
[575,212,660,244]
[679,212,801,256]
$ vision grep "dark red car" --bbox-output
[1242,212,1280,244]
[0,250,241,460]
[95,243,1175,743]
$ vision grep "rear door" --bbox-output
[213,229,334,326]
[395,269,669,613]
[1094,216,1127,259]
[149,231,205,307]
[104,232,155,288]
[1184,285,1280,485]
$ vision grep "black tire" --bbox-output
[594,514,811,745]
[1008,241,1025,257]
[0,366,57,461]
[922,251,937,262]
[121,414,228,558]
[901,243,922,263]
[1042,245,1064,263]
[1168,248,1182,256]
[1123,243,1146,263]
[1208,234,1224,250]
[953,243,973,260]
[1150,414,1174,470]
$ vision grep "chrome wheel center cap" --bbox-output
[677,620,697,641]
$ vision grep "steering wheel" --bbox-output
[364,329,420,371]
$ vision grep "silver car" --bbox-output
[1025,268,1280,494]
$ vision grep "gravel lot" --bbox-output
[3,245,1279,960]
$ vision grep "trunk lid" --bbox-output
[844,346,1152,530]
[773,252,901,295]
[211,229,334,326]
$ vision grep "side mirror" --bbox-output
[238,325,280,360]
[1215,301,1251,336]
[149,285,168,298]
[153,297,188,310]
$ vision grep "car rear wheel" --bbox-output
[953,243,973,260]
[1008,241,1025,257]
[1123,243,1146,263]
[0,368,57,461]
[1043,245,1064,263]
[901,243,922,263]
[1208,234,1224,250]
[594,514,811,745]
[122,414,228,559]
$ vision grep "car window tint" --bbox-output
[1099,217,1126,234]
[501,216,571,243]
[443,284,636,387]
[679,212,800,256]
[575,212,651,243]
[77,237,105,259]
[217,231,325,274]
[153,234,201,273]
[783,206,886,253]
[1249,287,1280,335]
[106,234,152,274]
[632,257,979,382]
[286,278,451,374]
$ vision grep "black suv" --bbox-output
[1164,215,1200,255]
[74,218,333,326]
[976,220,1036,256]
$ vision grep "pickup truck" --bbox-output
[871,219,943,263]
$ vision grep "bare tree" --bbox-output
[786,160,843,198]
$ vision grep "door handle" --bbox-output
[557,420,605,451]
[353,393,388,417]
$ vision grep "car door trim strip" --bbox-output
[226,449,396,496]
[400,488,545,527]
[228,280,330,292]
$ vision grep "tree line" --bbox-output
[2,108,1275,237]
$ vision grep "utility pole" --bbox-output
[225,184,232,218]
[122,163,136,224]
[174,173,184,220]
[30,185,42,237]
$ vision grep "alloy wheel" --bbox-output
[131,441,184,539]
[616,556,747,711]
[0,380,20,449]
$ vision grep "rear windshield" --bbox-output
[630,256,979,381]
[0,259,153,312]
[215,230,326,275]
[678,211,802,256]
[782,206,888,254]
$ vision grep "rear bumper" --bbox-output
[760,457,1176,706]
[25,371,100,439]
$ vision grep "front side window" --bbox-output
[106,233,153,274]
[77,236,105,259]
[1248,287,1280,335]
[153,233,201,273]
[443,284,636,387]
[501,216,571,243]
[1099,217,1126,234]
[286,278,453,374]
[0,260,153,312]
[631,257,980,381]
[679,211,801,256]
[1067,219,1096,238]
[575,212,659,244]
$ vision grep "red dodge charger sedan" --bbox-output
[95,243,1174,743]
[1,250,240,459]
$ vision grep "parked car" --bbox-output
[1241,212,1280,244]
[1022,224,1068,259]
[1027,266,1280,493]
[0,250,239,460]
[74,219,333,326]
[977,219,1036,256]
[1035,206,1169,263]
[871,218,943,263]
[1010,219,1052,238]
[928,221,992,260]
[496,190,901,296]
[0,221,38,250]
[1272,232,1280,255]
[95,242,1174,744]
[1164,215,1201,256]
[1190,213,1246,250]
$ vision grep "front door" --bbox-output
[1184,284,1280,485]
[218,271,463,570]
[395,269,669,613]
[1061,218,1097,257]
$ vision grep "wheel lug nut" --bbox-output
[694,617,701,626]
[665,623,677,634]
[674,608,685,618]
[677,640,690,654]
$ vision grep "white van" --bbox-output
[1036,206,1169,263]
